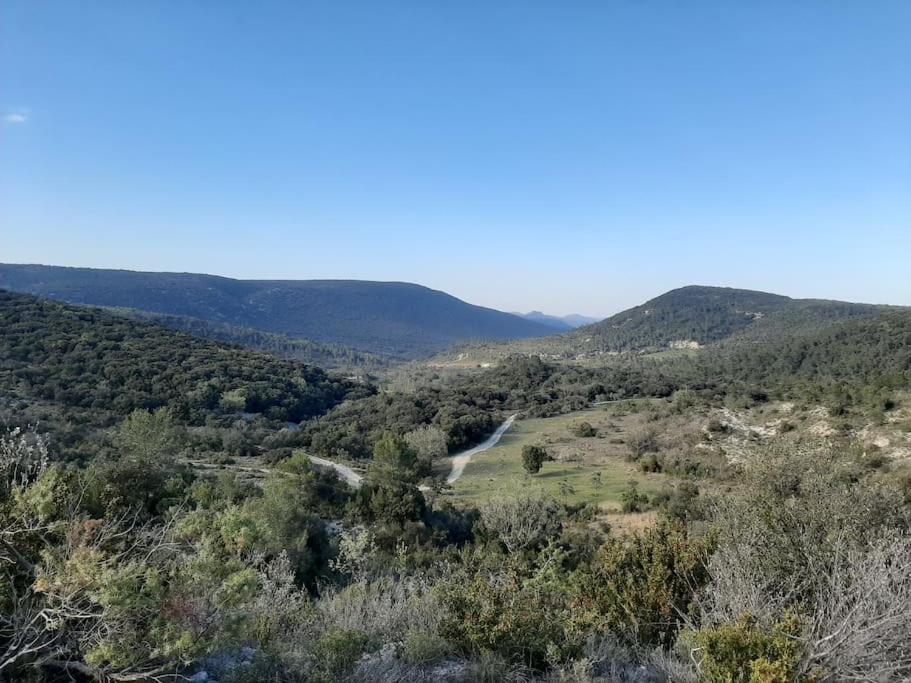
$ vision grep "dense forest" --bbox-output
[571,285,889,352]
[709,310,911,396]
[112,308,393,372]
[0,291,371,458]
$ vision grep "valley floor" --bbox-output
[438,403,672,510]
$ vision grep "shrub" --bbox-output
[572,422,598,438]
[689,613,805,683]
[652,482,702,522]
[626,428,658,459]
[439,549,578,669]
[706,418,728,434]
[570,520,715,648]
[478,494,564,553]
[404,424,448,475]
[640,454,661,473]
[619,481,649,513]
[317,575,442,647]
[399,629,451,666]
[309,629,370,680]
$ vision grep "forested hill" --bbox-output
[426,285,897,365]
[0,264,557,357]
[112,308,392,372]
[572,285,888,352]
[706,309,911,394]
[0,290,370,442]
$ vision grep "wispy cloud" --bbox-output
[4,110,29,125]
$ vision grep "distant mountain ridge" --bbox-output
[0,264,558,358]
[516,311,599,330]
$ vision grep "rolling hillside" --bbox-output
[573,285,888,352]
[428,285,896,365]
[0,264,557,357]
[110,308,392,372]
[0,289,371,454]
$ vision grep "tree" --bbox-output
[110,407,183,464]
[371,433,420,484]
[521,444,549,474]
[90,409,187,516]
[404,425,447,476]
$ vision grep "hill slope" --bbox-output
[0,264,557,358]
[574,285,887,352]
[428,285,896,365]
[709,308,911,392]
[110,308,392,372]
[0,290,369,452]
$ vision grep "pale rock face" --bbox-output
[668,339,702,350]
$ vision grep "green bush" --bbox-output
[689,613,807,683]
[619,481,649,513]
[310,628,370,680]
[572,422,598,438]
[569,520,715,648]
[439,550,578,669]
[399,629,451,666]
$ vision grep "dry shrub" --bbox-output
[478,493,564,553]
[317,574,441,646]
[805,534,911,680]
[699,440,911,681]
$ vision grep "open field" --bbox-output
[438,403,676,510]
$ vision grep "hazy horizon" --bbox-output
[3,2,909,315]
[3,260,909,321]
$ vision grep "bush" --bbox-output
[640,454,661,473]
[439,549,578,669]
[619,481,649,513]
[626,428,658,459]
[570,520,715,648]
[310,629,370,680]
[572,422,598,438]
[398,629,451,666]
[478,494,564,553]
[652,482,702,522]
[689,613,805,683]
[706,418,728,434]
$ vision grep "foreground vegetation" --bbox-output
[3,421,910,682]
[2,289,911,681]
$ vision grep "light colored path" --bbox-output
[446,414,517,484]
[308,455,364,488]
[304,414,517,489]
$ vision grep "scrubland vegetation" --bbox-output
[2,288,911,681]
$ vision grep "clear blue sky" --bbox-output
[2,1,909,317]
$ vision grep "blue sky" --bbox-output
[2,1,909,317]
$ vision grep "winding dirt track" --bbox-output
[445,414,517,484]
[304,415,518,488]
[308,455,364,488]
